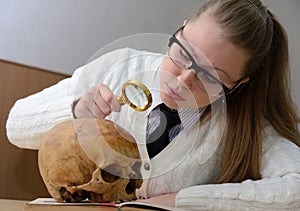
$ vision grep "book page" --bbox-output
[27,198,187,211]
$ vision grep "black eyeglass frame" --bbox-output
[168,25,242,95]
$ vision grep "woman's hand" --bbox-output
[139,193,177,207]
[73,84,121,119]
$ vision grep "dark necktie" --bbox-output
[146,103,181,158]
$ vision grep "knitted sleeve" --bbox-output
[5,66,84,149]
[176,129,300,211]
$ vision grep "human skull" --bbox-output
[38,118,143,203]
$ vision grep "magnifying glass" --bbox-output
[117,80,152,111]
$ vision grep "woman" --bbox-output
[6,0,300,210]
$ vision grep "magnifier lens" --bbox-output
[119,80,152,111]
[125,85,148,108]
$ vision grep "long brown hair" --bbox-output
[191,0,300,183]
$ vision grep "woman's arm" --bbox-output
[6,66,84,149]
[176,173,300,210]
[5,48,155,149]
[176,133,300,210]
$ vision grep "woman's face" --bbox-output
[160,13,250,109]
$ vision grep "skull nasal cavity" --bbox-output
[101,165,120,183]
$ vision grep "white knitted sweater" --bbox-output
[6,48,300,210]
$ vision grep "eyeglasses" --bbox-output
[168,25,241,96]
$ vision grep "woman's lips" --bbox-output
[165,84,185,101]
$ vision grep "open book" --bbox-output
[25,198,187,211]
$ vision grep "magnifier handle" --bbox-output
[117,96,126,105]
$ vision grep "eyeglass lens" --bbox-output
[168,38,224,96]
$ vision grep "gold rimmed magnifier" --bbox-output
[117,80,152,111]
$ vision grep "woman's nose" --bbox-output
[177,69,195,89]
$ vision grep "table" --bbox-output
[0,199,28,211]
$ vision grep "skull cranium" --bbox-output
[38,118,143,203]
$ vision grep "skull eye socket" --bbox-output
[100,164,120,183]
[125,179,137,194]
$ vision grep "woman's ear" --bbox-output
[183,19,188,26]
[234,77,250,90]
[227,77,250,95]
[240,77,250,84]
